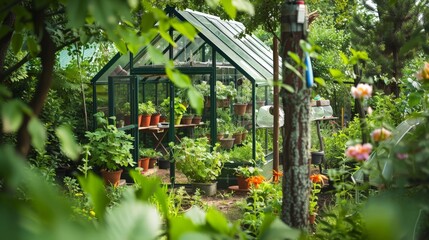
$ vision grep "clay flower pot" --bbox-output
[181,115,193,125]
[101,169,123,186]
[219,138,235,150]
[233,132,243,145]
[192,116,202,124]
[150,113,161,126]
[140,114,151,127]
[138,157,150,171]
[233,103,248,116]
[237,176,250,190]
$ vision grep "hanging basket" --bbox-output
[311,151,324,165]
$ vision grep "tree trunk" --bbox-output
[0,12,16,82]
[16,8,56,157]
[280,2,310,230]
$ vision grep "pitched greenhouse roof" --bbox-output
[91,9,280,85]
[175,9,279,86]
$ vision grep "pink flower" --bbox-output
[370,128,392,142]
[351,83,373,99]
[345,143,373,161]
[396,153,408,160]
[416,62,429,81]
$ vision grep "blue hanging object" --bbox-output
[305,53,314,88]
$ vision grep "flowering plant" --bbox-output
[246,175,265,188]
[309,174,328,215]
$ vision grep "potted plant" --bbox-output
[139,100,156,127]
[216,81,237,107]
[140,148,162,169]
[150,106,161,126]
[181,113,194,125]
[160,97,187,125]
[233,95,248,116]
[234,166,263,190]
[218,122,235,149]
[232,125,243,145]
[171,137,228,196]
[85,112,135,186]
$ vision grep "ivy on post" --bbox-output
[280,0,311,229]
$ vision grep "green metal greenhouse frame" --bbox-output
[91,8,280,186]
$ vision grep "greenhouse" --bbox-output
[91,8,281,187]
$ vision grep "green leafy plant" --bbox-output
[138,101,156,115]
[119,102,130,115]
[160,97,187,117]
[235,165,262,178]
[229,141,265,164]
[171,137,228,183]
[139,147,161,159]
[195,81,210,96]
[216,81,237,100]
[85,112,134,171]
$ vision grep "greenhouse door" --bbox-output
[108,75,139,164]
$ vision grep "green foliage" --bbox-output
[85,112,134,171]
[138,100,156,115]
[172,137,228,183]
[228,141,265,164]
[216,81,237,100]
[235,166,262,178]
[139,147,161,158]
[160,97,187,117]
[238,182,283,237]
[314,202,366,240]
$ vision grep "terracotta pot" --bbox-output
[150,113,161,126]
[233,103,248,116]
[101,169,123,186]
[217,133,224,141]
[233,132,243,145]
[309,214,316,224]
[242,132,247,141]
[181,115,193,125]
[138,157,150,171]
[220,138,235,149]
[140,114,151,127]
[138,115,143,126]
[192,116,202,124]
[159,115,167,122]
[237,176,250,190]
[149,158,157,169]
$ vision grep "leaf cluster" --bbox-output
[85,112,134,171]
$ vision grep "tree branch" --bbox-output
[16,6,57,157]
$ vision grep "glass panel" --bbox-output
[110,77,132,127]
[95,84,109,115]
[95,53,130,84]
[179,11,267,82]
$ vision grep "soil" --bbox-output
[145,165,333,222]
